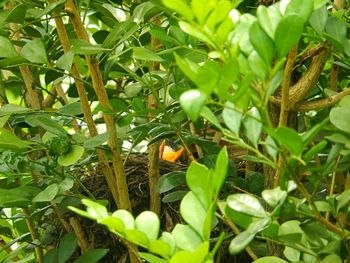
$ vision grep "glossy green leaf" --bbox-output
[262,187,287,208]
[227,194,267,218]
[58,145,84,166]
[139,253,167,263]
[58,233,77,263]
[0,36,17,58]
[180,89,207,122]
[200,107,222,129]
[58,101,83,116]
[5,3,30,23]
[325,16,347,48]
[74,249,109,263]
[192,242,209,263]
[56,51,74,71]
[21,39,48,64]
[330,99,350,133]
[170,251,193,263]
[82,199,109,221]
[0,127,32,151]
[112,210,135,229]
[284,246,300,262]
[186,161,210,209]
[0,186,40,207]
[71,39,110,55]
[248,51,268,79]
[253,256,288,263]
[309,6,328,35]
[158,171,186,194]
[250,21,274,65]
[321,254,342,263]
[180,192,206,238]
[83,132,110,149]
[58,177,74,194]
[33,184,59,202]
[274,126,303,156]
[148,240,171,258]
[172,224,202,252]
[179,21,214,47]
[257,5,281,39]
[283,0,313,22]
[160,232,176,256]
[243,108,262,146]
[223,102,242,135]
[162,0,194,21]
[125,229,150,247]
[194,61,220,95]
[135,211,160,241]
[336,189,350,212]
[162,191,188,203]
[214,147,228,195]
[191,0,216,25]
[100,216,125,233]
[275,14,304,58]
[25,114,67,135]
[133,47,164,62]
[174,53,199,83]
[0,104,30,116]
[229,231,255,255]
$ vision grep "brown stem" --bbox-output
[148,17,162,215]
[23,208,44,263]
[69,217,89,253]
[330,62,339,92]
[65,0,131,211]
[50,1,121,207]
[296,86,350,111]
[274,46,298,186]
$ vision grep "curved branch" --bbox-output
[296,87,350,111]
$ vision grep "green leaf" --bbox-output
[325,16,347,48]
[0,36,17,58]
[112,210,135,229]
[25,114,67,135]
[58,177,74,194]
[162,0,194,21]
[162,191,188,203]
[170,251,193,263]
[191,0,216,25]
[71,39,110,55]
[103,21,138,48]
[139,253,168,263]
[100,216,125,233]
[262,187,287,208]
[227,194,267,218]
[74,249,109,263]
[214,147,228,195]
[56,51,74,71]
[33,184,59,202]
[83,132,110,149]
[135,211,160,241]
[58,233,77,263]
[180,89,207,122]
[21,39,48,64]
[172,224,202,252]
[257,5,281,39]
[179,21,214,47]
[148,240,171,258]
[321,254,342,263]
[229,231,255,255]
[158,171,186,194]
[0,104,30,116]
[309,6,328,35]
[174,53,199,83]
[180,192,206,238]
[274,126,303,156]
[0,186,40,207]
[58,101,83,116]
[124,229,150,247]
[5,3,30,23]
[200,107,222,129]
[275,14,304,58]
[243,108,262,147]
[58,145,84,166]
[223,102,242,135]
[186,161,210,209]
[284,246,300,262]
[194,61,220,95]
[0,127,32,151]
[336,189,350,212]
[253,256,288,263]
[330,99,350,133]
[133,47,164,62]
[284,0,313,22]
[250,21,274,65]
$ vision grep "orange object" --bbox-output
[159,140,184,162]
